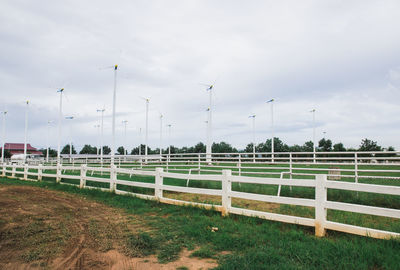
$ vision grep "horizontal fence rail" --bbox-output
[1,162,399,240]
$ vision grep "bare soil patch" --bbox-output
[0,186,217,269]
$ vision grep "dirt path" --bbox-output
[0,186,218,269]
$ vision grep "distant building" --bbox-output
[1,143,43,157]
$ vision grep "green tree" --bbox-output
[245,143,255,153]
[358,138,382,151]
[302,141,314,152]
[61,144,77,154]
[130,144,148,155]
[212,142,238,153]
[257,138,289,152]
[80,144,97,154]
[318,138,332,152]
[117,146,125,155]
[39,148,58,157]
[102,145,111,155]
[193,142,206,153]
[333,143,346,152]
[289,145,303,152]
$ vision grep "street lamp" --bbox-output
[249,114,256,163]
[47,120,53,163]
[97,108,105,165]
[266,99,274,162]
[122,120,128,156]
[310,109,316,163]
[24,100,29,164]
[138,127,142,156]
[159,113,163,158]
[204,84,214,164]
[111,65,118,165]
[167,124,172,158]
[94,124,100,155]
[1,110,7,163]
[65,116,74,163]
[57,88,64,164]
[140,97,150,162]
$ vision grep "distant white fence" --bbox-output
[1,163,399,240]
[31,151,400,183]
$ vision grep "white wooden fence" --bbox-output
[31,150,400,183]
[1,163,399,240]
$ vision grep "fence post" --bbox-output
[221,170,232,217]
[56,163,62,183]
[80,164,87,188]
[24,164,28,180]
[166,154,169,172]
[12,164,16,178]
[354,152,358,183]
[38,164,43,181]
[289,153,293,192]
[238,154,242,176]
[198,154,201,171]
[315,174,327,237]
[110,164,117,193]
[155,167,164,199]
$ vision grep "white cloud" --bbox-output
[1,0,400,151]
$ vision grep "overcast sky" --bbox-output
[1,0,400,152]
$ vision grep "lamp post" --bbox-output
[205,85,213,164]
[47,120,53,163]
[310,109,316,163]
[97,108,105,165]
[122,120,128,156]
[167,124,172,159]
[249,115,256,163]
[111,65,118,165]
[24,101,29,164]
[94,124,100,155]
[57,89,64,164]
[266,99,274,162]
[138,127,142,156]
[159,113,163,158]
[1,110,7,164]
[65,116,74,163]
[143,98,150,162]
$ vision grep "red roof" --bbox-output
[3,143,38,151]
[1,143,43,156]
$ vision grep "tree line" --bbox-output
[37,138,396,157]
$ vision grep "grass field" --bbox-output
[5,161,400,235]
[1,177,399,269]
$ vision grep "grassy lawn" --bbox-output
[0,177,399,269]
[3,162,400,235]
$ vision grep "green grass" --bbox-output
[4,162,400,234]
[1,177,399,269]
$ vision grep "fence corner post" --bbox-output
[110,164,117,193]
[23,163,28,180]
[80,164,87,189]
[221,169,232,217]
[155,167,164,200]
[315,174,327,237]
[56,163,61,183]
[38,164,43,181]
